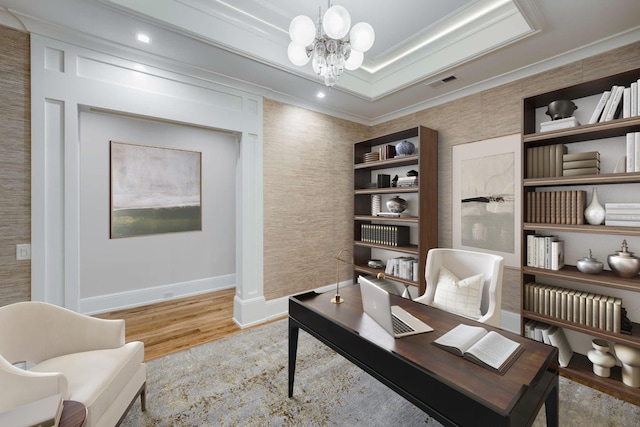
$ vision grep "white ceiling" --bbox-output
[1,0,640,124]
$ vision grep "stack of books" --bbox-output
[526,235,564,270]
[363,151,379,163]
[539,116,580,132]
[562,151,600,176]
[524,282,623,333]
[396,176,418,187]
[605,203,640,227]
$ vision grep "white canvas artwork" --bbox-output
[452,134,521,267]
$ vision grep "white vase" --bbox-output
[584,187,605,225]
[587,339,616,377]
[615,344,640,387]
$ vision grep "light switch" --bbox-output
[16,244,31,260]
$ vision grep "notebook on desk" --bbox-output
[359,276,433,338]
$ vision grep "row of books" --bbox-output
[524,282,623,333]
[523,320,573,367]
[605,202,640,227]
[588,80,640,124]
[526,143,566,178]
[360,224,410,246]
[384,256,419,281]
[626,132,640,173]
[525,190,586,225]
[526,235,564,270]
[374,144,396,161]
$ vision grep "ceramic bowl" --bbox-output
[546,100,577,120]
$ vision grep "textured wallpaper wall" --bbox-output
[0,26,30,306]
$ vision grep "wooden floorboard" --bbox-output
[94,288,284,361]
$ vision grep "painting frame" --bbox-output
[452,133,521,267]
[110,141,202,239]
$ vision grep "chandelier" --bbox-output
[287,3,375,87]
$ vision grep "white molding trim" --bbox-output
[80,275,236,315]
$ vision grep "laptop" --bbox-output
[359,276,433,338]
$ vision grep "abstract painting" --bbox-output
[452,134,521,267]
[110,141,202,238]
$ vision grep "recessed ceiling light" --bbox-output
[317,92,326,98]
[136,33,151,43]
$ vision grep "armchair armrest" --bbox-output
[0,356,68,413]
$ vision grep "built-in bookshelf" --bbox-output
[521,67,640,405]
[353,126,438,295]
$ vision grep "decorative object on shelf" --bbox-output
[584,187,605,225]
[391,174,398,187]
[287,2,374,87]
[614,344,640,387]
[332,249,353,304]
[622,307,633,335]
[576,249,604,274]
[607,240,640,278]
[407,169,418,177]
[386,196,407,213]
[614,155,626,173]
[371,195,381,216]
[587,339,616,377]
[367,259,385,269]
[395,140,415,156]
[545,100,578,120]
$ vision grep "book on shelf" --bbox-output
[588,90,611,123]
[547,326,573,368]
[631,81,638,117]
[432,324,523,375]
[539,116,580,132]
[623,87,631,118]
[563,151,600,161]
[563,159,600,169]
[562,167,600,176]
[627,132,636,173]
[604,219,640,227]
[604,202,640,209]
[601,85,625,121]
[606,213,640,220]
[0,393,63,427]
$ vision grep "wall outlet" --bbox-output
[16,244,31,260]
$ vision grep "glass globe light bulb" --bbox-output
[289,15,316,47]
[350,22,375,53]
[323,5,351,39]
[287,42,310,66]
[344,49,363,70]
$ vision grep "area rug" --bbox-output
[120,319,640,426]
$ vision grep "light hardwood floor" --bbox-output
[95,288,283,361]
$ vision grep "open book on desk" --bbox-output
[433,324,524,375]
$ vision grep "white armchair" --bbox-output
[0,301,146,427]
[414,248,504,327]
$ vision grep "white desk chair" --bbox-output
[414,248,504,327]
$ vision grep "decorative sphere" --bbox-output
[386,196,407,213]
[395,140,415,156]
[345,50,363,70]
[323,5,351,39]
[350,22,375,52]
[289,15,316,46]
[287,42,310,66]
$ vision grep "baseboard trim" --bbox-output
[80,274,236,315]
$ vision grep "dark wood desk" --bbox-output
[289,285,559,427]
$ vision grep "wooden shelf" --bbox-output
[524,172,640,187]
[520,66,640,403]
[522,265,640,292]
[354,240,419,255]
[523,222,640,236]
[353,264,418,288]
[523,310,639,347]
[355,215,418,223]
[352,126,438,295]
[354,154,419,170]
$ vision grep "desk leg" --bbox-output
[544,377,559,427]
[288,319,299,398]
